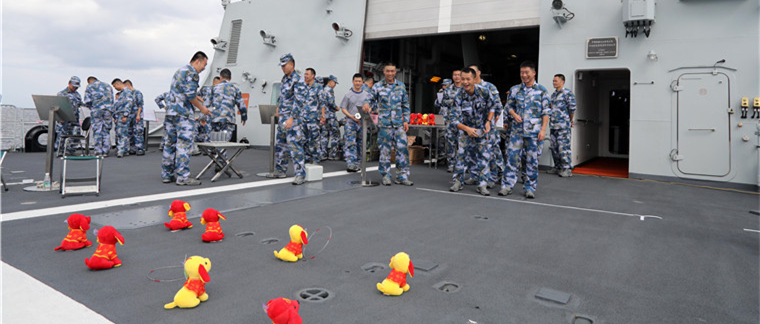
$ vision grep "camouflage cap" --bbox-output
[278,53,294,66]
[328,75,339,84]
[442,79,452,86]
[69,76,81,87]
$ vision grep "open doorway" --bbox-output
[572,69,630,178]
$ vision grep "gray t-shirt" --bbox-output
[340,88,368,117]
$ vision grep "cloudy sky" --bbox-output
[1,0,225,109]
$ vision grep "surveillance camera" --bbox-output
[260,30,276,46]
[210,37,228,50]
[332,22,352,39]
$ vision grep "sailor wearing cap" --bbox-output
[55,76,83,156]
[274,53,307,184]
[319,74,341,161]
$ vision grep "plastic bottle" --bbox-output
[43,173,51,189]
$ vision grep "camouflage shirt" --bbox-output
[130,89,144,117]
[167,64,201,117]
[113,88,134,118]
[477,80,503,122]
[319,86,338,119]
[506,82,551,137]
[450,84,498,131]
[293,79,323,121]
[155,92,169,109]
[277,71,302,120]
[367,79,410,128]
[83,80,114,113]
[550,87,577,129]
[57,87,82,121]
[211,80,248,124]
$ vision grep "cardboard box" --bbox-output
[409,145,425,165]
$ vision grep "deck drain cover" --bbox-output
[361,262,386,273]
[260,238,280,244]
[235,231,255,238]
[414,260,438,272]
[535,287,571,305]
[433,281,461,293]
[473,215,489,221]
[296,288,332,303]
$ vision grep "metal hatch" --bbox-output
[675,72,731,177]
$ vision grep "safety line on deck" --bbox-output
[743,229,760,233]
[417,187,664,221]
[1,167,379,222]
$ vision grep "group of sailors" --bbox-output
[438,62,577,198]
[55,50,577,194]
[56,76,146,158]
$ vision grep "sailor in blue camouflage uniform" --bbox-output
[294,68,323,164]
[275,53,307,184]
[55,76,83,156]
[469,65,504,188]
[195,77,219,144]
[111,79,133,158]
[340,73,369,172]
[435,78,451,169]
[161,51,211,185]
[124,80,145,155]
[549,74,576,178]
[441,70,462,172]
[500,61,550,198]
[365,62,413,186]
[83,76,114,157]
[210,69,248,163]
[319,75,341,161]
[448,67,498,195]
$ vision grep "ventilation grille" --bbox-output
[226,19,242,65]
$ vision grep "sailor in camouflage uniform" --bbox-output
[83,76,114,157]
[501,61,550,198]
[275,53,307,184]
[319,75,341,161]
[195,77,219,144]
[448,67,498,196]
[294,68,323,164]
[441,70,462,172]
[124,80,145,155]
[548,74,576,178]
[365,62,413,186]
[469,65,504,188]
[55,76,82,156]
[210,69,248,163]
[111,79,134,158]
[161,51,211,185]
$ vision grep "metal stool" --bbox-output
[60,155,102,198]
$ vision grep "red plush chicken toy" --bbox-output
[165,200,193,231]
[201,208,226,243]
[266,297,302,324]
[54,213,93,251]
[85,226,125,270]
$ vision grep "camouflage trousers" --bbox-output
[343,119,362,168]
[115,116,131,155]
[195,121,211,143]
[319,117,341,160]
[128,114,145,153]
[444,125,458,167]
[550,128,572,170]
[162,115,195,182]
[91,109,113,155]
[378,126,410,181]
[488,128,505,183]
[275,120,306,177]
[54,121,81,154]
[453,131,491,186]
[503,135,542,193]
[303,119,321,163]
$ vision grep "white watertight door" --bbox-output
[676,72,730,176]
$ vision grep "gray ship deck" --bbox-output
[1,148,758,323]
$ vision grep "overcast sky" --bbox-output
[1,0,225,109]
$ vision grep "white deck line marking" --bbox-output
[417,187,663,221]
[743,229,760,233]
[1,167,379,222]
[438,0,453,33]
